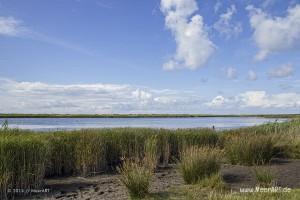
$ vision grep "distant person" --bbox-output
[212,125,215,130]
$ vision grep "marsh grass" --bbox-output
[75,131,107,176]
[0,134,49,198]
[117,155,154,199]
[225,134,275,165]
[180,146,222,184]
[197,173,226,191]
[0,119,299,198]
[253,167,276,187]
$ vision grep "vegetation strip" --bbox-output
[0,113,299,118]
[0,119,299,199]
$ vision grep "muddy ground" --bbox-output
[20,159,300,200]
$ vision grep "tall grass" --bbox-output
[224,133,275,165]
[0,134,49,199]
[117,137,158,199]
[180,146,222,184]
[0,119,299,198]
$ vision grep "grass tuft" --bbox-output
[180,146,222,184]
[253,167,276,187]
[117,158,153,199]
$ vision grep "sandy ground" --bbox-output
[20,159,300,200]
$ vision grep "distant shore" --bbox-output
[0,113,299,118]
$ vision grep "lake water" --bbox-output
[0,117,286,131]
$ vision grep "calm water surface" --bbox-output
[0,117,286,131]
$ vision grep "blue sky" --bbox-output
[0,0,299,114]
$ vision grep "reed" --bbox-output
[224,133,275,165]
[0,134,49,199]
[0,119,299,198]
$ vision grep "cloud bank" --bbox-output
[206,91,300,109]
[0,78,203,114]
[160,0,215,70]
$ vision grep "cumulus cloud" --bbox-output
[247,70,258,80]
[225,67,238,80]
[160,0,215,70]
[0,16,24,36]
[247,4,300,61]
[268,63,294,78]
[213,4,242,39]
[205,91,300,108]
[0,78,203,114]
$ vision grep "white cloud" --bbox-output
[0,16,23,36]
[160,0,215,70]
[268,63,294,78]
[0,78,203,114]
[225,67,238,79]
[0,16,93,55]
[214,1,222,13]
[206,91,300,108]
[247,70,258,80]
[213,4,242,39]
[239,91,300,108]
[205,95,226,107]
[247,4,300,61]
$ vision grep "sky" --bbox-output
[0,0,300,114]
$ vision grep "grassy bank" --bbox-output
[0,113,299,118]
[0,119,299,198]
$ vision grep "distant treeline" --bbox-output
[0,113,299,118]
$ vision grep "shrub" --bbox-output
[225,134,274,165]
[180,146,222,184]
